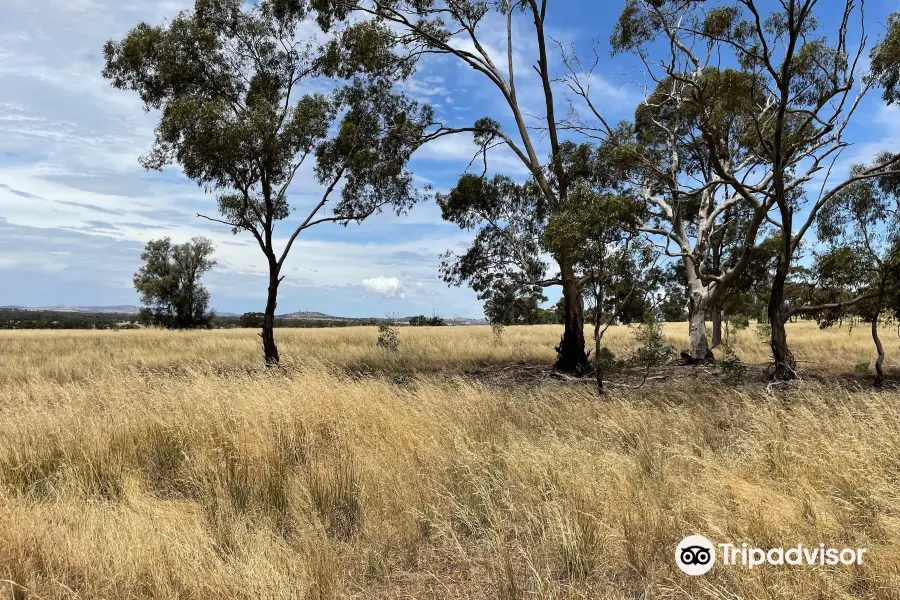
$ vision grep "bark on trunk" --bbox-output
[594,326,603,395]
[555,257,588,373]
[261,269,281,367]
[711,308,723,349]
[688,301,710,362]
[768,265,796,379]
[873,314,885,387]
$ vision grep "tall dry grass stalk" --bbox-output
[0,324,898,598]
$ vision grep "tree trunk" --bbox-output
[555,257,588,373]
[261,269,281,367]
[688,298,710,362]
[594,325,603,395]
[711,308,723,349]
[873,314,885,387]
[768,265,796,379]
[594,279,604,395]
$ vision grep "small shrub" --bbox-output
[633,316,675,368]
[853,361,870,376]
[755,321,772,343]
[594,346,617,372]
[376,324,399,352]
[729,314,750,331]
[720,348,747,380]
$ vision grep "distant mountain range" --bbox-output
[278,311,348,320]
[2,305,144,314]
[0,306,484,324]
[279,311,486,325]
[1,305,240,317]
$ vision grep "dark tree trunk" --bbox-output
[261,268,281,367]
[873,313,885,387]
[711,308,723,349]
[768,264,796,379]
[555,257,588,373]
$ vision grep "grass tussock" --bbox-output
[0,324,899,598]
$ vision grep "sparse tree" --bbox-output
[543,187,650,391]
[813,159,900,385]
[239,312,265,328]
[610,0,900,377]
[313,0,603,372]
[481,280,547,326]
[134,237,216,328]
[104,0,429,365]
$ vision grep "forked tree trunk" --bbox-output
[768,264,796,379]
[261,268,281,367]
[555,257,588,373]
[873,313,885,387]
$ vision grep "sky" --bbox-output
[1,0,898,317]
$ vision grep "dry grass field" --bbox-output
[1,322,899,599]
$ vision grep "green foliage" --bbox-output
[239,312,265,328]
[594,347,618,373]
[408,315,446,326]
[632,315,675,369]
[728,314,750,332]
[870,13,900,105]
[438,174,548,300]
[133,237,217,329]
[813,157,900,326]
[104,0,429,362]
[482,281,548,326]
[720,348,747,381]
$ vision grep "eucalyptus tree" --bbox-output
[310,0,604,372]
[560,62,777,360]
[103,0,430,365]
[134,237,217,328]
[610,0,900,378]
[813,158,900,386]
[543,187,651,391]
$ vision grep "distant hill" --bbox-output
[1,305,238,316]
[278,311,350,321]
[1,306,481,324]
[277,311,487,325]
[1,305,143,314]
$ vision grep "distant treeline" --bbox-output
[0,309,377,330]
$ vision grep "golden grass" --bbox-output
[0,323,899,598]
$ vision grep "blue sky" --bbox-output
[1,0,898,317]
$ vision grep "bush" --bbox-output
[594,346,618,372]
[721,348,747,380]
[755,321,772,343]
[729,314,750,331]
[377,324,399,352]
[633,316,675,368]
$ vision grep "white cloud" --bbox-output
[361,276,406,299]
